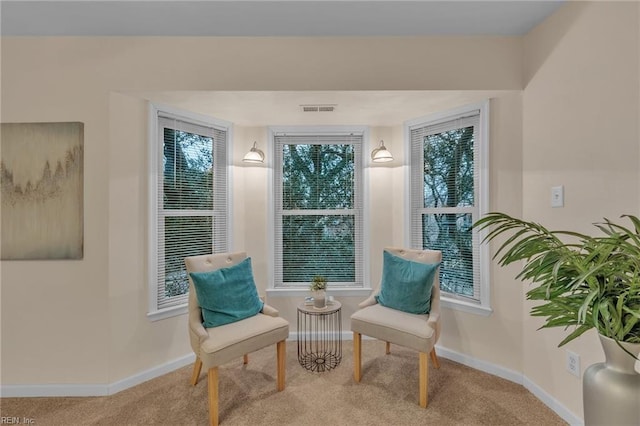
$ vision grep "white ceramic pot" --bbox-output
[583,334,640,426]
[313,290,326,309]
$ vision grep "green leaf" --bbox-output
[558,325,591,346]
[473,212,640,347]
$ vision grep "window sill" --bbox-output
[147,304,188,322]
[441,297,493,317]
[266,287,373,298]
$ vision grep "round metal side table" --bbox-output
[297,300,342,372]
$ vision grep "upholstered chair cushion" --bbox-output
[375,250,440,314]
[351,304,434,353]
[189,257,264,328]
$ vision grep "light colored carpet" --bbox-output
[1,340,566,425]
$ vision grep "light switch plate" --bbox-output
[551,185,564,208]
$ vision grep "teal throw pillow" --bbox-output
[375,250,440,314]
[189,257,264,328]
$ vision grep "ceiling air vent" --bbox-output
[301,104,336,112]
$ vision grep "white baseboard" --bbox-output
[0,384,109,398]
[523,377,583,426]
[0,338,583,425]
[0,353,196,398]
[288,331,354,342]
[434,345,582,426]
[108,353,196,395]
[434,345,523,384]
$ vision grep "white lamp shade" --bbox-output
[243,142,265,163]
[371,140,393,163]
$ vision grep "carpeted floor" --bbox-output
[1,340,567,425]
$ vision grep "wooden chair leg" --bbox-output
[191,357,203,386]
[419,352,429,408]
[243,354,249,365]
[353,332,362,382]
[430,347,440,369]
[276,340,286,391]
[386,341,391,354]
[208,367,219,426]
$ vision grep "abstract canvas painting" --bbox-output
[1,122,84,260]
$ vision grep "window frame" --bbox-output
[147,103,232,321]
[267,126,371,296]
[404,101,492,316]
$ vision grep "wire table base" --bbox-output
[297,301,342,372]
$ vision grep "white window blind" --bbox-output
[149,110,228,317]
[409,108,486,303]
[274,133,363,288]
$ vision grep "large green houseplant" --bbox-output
[475,212,640,425]
[474,212,640,351]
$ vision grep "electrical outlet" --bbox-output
[566,350,580,377]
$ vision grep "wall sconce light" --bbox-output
[243,141,265,163]
[371,140,393,163]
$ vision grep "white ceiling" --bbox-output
[2,1,563,126]
[1,1,564,37]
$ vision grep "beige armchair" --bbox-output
[185,252,289,426]
[350,247,442,408]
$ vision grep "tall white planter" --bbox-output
[583,334,640,426]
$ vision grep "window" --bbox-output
[272,130,364,289]
[148,106,229,320]
[407,101,491,314]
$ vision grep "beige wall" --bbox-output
[523,0,640,419]
[1,4,638,423]
[1,46,112,384]
[108,93,194,382]
[440,94,524,369]
[0,36,523,386]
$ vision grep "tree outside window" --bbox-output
[162,128,214,298]
[409,106,487,306]
[421,126,475,296]
[149,110,228,318]
[274,133,363,288]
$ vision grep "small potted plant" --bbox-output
[310,275,328,309]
